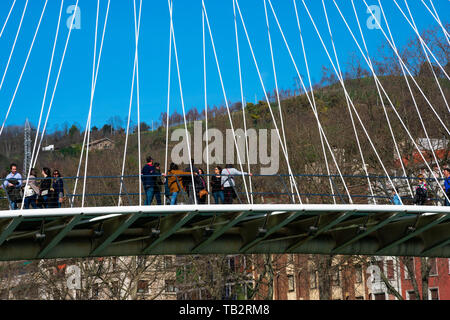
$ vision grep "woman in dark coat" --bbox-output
[196,168,208,205]
[38,167,52,208]
[211,166,224,204]
[51,169,64,208]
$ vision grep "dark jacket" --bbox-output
[154,169,163,192]
[40,178,52,194]
[53,178,64,198]
[211,175,222,193]
[141,163,156,188]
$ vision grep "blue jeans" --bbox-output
[213,191,225,204]
[145,187,161,205]
[40,195,49,208]
[170,192,178,205]
[8,200,17,210]
[24,195,38,209]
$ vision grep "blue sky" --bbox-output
[0,0,448,132]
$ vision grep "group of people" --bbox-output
[392,168,450,206]
[141,156,252,206]
[2,163,64,210]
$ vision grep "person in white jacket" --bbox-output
[221,164,252,204]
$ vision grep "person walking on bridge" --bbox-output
[165,163,192,205]
[413,174,428,205]
[141,156,159,205]
[444,168,450,206]
[221,164,252,204]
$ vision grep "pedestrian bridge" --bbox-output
[0,204,449,261]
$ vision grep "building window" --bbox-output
[407,290,417,300]
[288,275,295,292]
[332,269,340,287]
[288,254,295,264]
[386,260,395,280]
[92,283,99,299]
[377,260,384,275]
[428,258,438,276]
[228,256,236,273]
[355,265,362,283]
[164,256,173,268]
[310,271,317,289]
[111,281,119,296]
[374,293,386,300]
[404,257,415,280]
[137,280,148,294]
[165,280,176,293]
[429,288,439,300]
[137,256,146,268]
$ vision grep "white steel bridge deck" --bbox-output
[0,204,449,261]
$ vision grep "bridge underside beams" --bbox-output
[0,234,449,261]
[0,205,449,260]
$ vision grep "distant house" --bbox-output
[88,138,115,151]
[42,145,55,152]
[394,138,449,169]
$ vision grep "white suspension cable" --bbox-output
[133,0,143,207]
[235,0,308,203]
[420,0,450,44]
[302,0,403,203]
[292,0,336,204]
[361,0,449,137]
[233,0,253,204]
[0,0,16,39]
[81,0,101,208]
[404,0,449,115]
[202,0,251,204]
[265,0,352,203]
[118,0,142,207]
[73,1,110,207]
[34,0,80,169]
[351,0,414,198]
[0,0,28,92]
[202,11,211,205]
[392,0,449,80]
[321,0,376,204]
[163,0,173,206]
[20,0,63,211]
[426,0,450,44]
[263,0,295,203]
[333,0,450,204]
[402,0,445,178]
[0,0,47,138]
[168,0,197,205]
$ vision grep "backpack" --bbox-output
[414,187,427,205]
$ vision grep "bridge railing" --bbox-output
[0,172,446,210]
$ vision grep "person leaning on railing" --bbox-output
[38,167,52,208]
[52,169,64,208]
[444,168,450,206]
[221,164,252,204]
[23,168,40,209]
[164,163,192,205]
[3,163,23,210]
[211,166,224,204]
